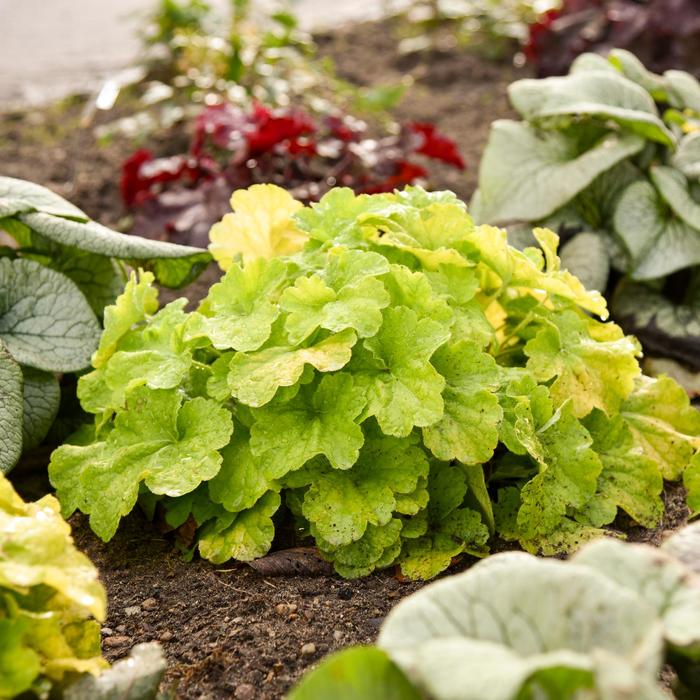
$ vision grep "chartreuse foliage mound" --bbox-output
[0,472,106,697]
[0,176,211,474]
[0,472,166,699]
[49,184,700,580]
[290,524,700,700]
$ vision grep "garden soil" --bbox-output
[1,19,690,699]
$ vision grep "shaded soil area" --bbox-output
[69,510,423,699]
[0,17,690,700]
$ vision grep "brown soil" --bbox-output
[0,18,689,700]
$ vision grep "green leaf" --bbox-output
[0,258,100,373]
[472,120,644,224]
[281,248,390,343]
[0,176,86,218]
[422,341,503,464]
[613,179,700,280]
[289,646,421,700]
[356,306,449,437]
[250,373,366,478]
[21,367,60,451]
[509,71,675,145]
[517,400,602,544]
[19,211,210,287]
[63,643,166,700]
[92,270,158,368]
[317,518,404,578]
[299,431,429,546]
[581,411,664,529]
[664,69,700,112]
[382,265,454,326]
[227,329,357,407]
[207,425,277,514]
[685,452,700,515]
[48,387,233,540]
[650,165,700,229]
[79,300,192,413]
[378,552,665,700]
[0,619,40,699]
[672,132,700,179]
[574,538,700,655]
[607,49,668,100]
[399,461,489,580]
[621,376,700,480]
[49,250,125,316]
[198,491,280,563]
[525,310,640,417]
[184,258,287,351]
[558,231,610,293]
[366,202,477,269]
[0,341,23,474]
[0,474,107,619]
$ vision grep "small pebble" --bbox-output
[101,627,114,637]
[300,643,316,656]
[234,683,256,700]
[103,635,130,648]
[142,597,158,611]
[124,605,141,617]
[232,616,244,624]
[116,625,127,633]
[333,630,343,641]
[159,630,174,642]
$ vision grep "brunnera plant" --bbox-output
[49,183,700,580]
[472,49,700,371]
[0,176,210,474]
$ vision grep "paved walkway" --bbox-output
[0,0,405,107]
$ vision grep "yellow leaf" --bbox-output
[208,184,306,270]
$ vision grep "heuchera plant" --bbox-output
[472,49,700,370]
[49,184,700,580]
[0,472,166,699]
[290,522,700,699]
[0,472,106,697]
[0,177,210,474]
[120,102,465,248]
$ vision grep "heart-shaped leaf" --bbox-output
[0,258,100,372]
[472,120,644,224]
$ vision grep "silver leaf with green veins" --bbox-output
[0,258,100,373]
[378,552,666,700]
[0,341,23,473]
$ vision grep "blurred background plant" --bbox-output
[120,100,464,246]
[391,0,561,61]
[92,0,409,143]
[526,0,700,78]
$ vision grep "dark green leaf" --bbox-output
[21,367,60,450]
[288,646,420,700]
